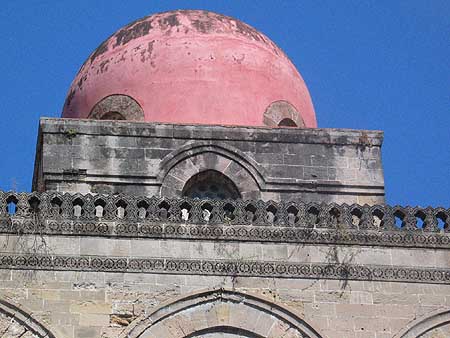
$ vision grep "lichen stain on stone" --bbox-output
[64,88,76,108]
[233,54,246,64]
[140,40,155,63]
[159,14,180,28]
[77,74,87,90]
[114,50,128,65]
[114,20,153,48]
[191,19,214,34]
[88,11,282,67]
[99,60,110,74]
[89,39,109,63]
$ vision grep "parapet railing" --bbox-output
[1,190,448,230]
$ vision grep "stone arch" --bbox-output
[88,94,144,121]
[263,100,305,128]
[393,308,450,338]
[0,299,57,338]
[159,142,265,200]
[122,289,323,338]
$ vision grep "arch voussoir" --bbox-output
[160,150,260,199]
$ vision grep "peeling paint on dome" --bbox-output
[62,10,317,128]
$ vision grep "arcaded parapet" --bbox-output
[33,118,385,204]
[0,190,449,337]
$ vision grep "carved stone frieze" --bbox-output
[1,253,449,284]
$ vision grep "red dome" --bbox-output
[62,10,317,127]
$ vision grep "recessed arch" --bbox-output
[182,169,241,200]
[278,118,298,127]
[0,299,57,338]
[393,308,450,338]
[186,326,265,337]
[88,94,144,121]
[122,289,323,338]
[100,111,126,120]
[158,141,266,185]
[160,151,261,200]
[159,142,265,200]
[263,100,305,128]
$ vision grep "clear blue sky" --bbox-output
[0,0,448,207]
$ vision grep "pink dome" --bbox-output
[62,10,317,127]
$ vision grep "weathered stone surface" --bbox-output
[33,118,385,204]
[3,115,449,338]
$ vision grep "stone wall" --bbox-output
[1,237,449,338]
[1,191,449,338]
[33,118,385,204]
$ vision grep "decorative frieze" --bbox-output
[1,253,449,284]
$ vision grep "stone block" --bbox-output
[57,325,75,338]
[304,303,336,317]
[70,301,111,315]
[418,294,446,306]
[335,304,378,318]
[328,317,355,331]
[372,292,419,305]
[262,244,288,261]
[314,290,350,304]
[233,276,271,289]
[80,238,130,256]
[304,166,328,180]
[283,153,311,166]
[156,274,186,286]
[75,326,103,337]
[349,291,373,305]
[354,316,390,332]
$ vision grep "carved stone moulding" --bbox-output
[1,254,449,284]
[1,219,450,249]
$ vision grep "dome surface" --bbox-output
[62,10,317,127]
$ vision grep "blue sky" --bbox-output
[0,0,448,207]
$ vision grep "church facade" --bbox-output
[1,10,449,338]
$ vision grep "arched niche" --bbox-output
[0,299,57,338]
[182,169,241,200]
[263,100,305,128]
[88,94,144,121]
[122,289,323,338]
[160,145,262,200]
[278,117,298,127]
[394,308,450,338]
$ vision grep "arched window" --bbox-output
[182,170,241,200]
[263,100,305,128]
[100,111,126,120]
[278,118,297,127]
[88,94,144,121]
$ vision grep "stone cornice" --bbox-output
[39,117,384,146]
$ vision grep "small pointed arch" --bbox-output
[158,141,266,188]
[393,308,450,338]
[88,94,144,121]
[263,100,305,128]
[278,117,298,127]
[159,143,263,200]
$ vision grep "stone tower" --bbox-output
[1,10,449,338]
